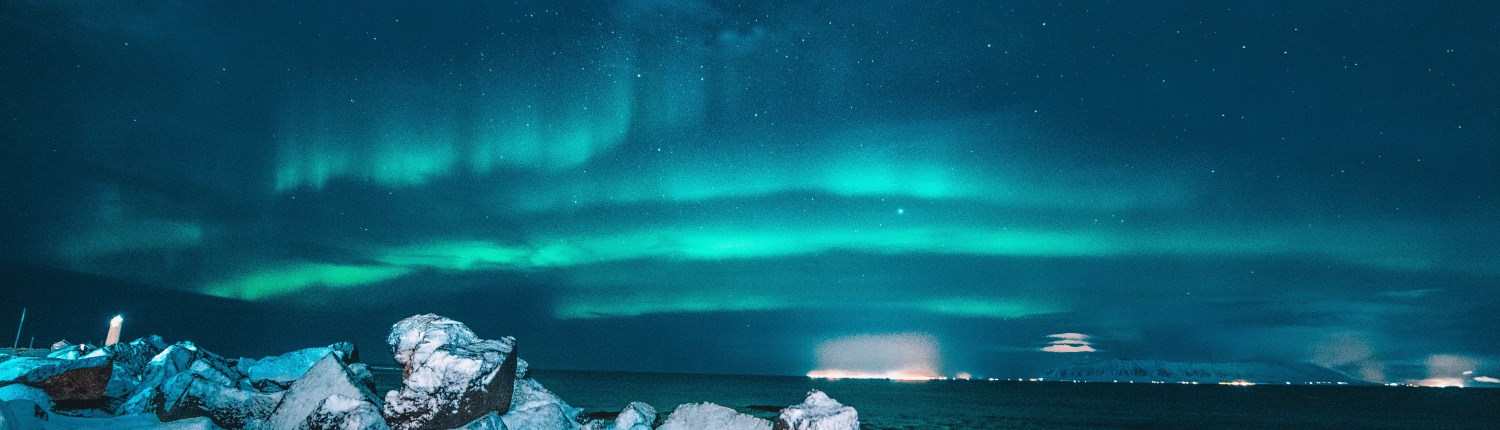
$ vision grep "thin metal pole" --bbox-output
[11,307,24,351]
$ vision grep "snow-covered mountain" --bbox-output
[1039,359,1369,385]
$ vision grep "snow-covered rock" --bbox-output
[0,355,113,401]
[382,314,519,430]
[774,390,857,430]
[157,373,282,428]
[88,336,170,379]
[242,345,354,392]
[612,401,656,430]
[386,314,481,377]
[265,353,383,430]
[658,403,772,430]
[299,394,389,430]
[506,376,582,429]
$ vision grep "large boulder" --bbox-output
[0,355,113,402]
[773,390,858,430]
[240,343,357,392]
[382,314,518,430]
[265,353,383,429]
[658,403,772,430]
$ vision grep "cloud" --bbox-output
[812,333,941,377]
[1042,333,1096,353]
[1475,376,1500,384]
[1311,332,1385,382]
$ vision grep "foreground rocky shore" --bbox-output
[0,314,858,429]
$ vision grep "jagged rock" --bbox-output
[773,390,858,430]
[47,344,85,360]
[382,314,518,430]
[299,394,389,430]
[612,402,656,430]
[580,402,653,430]
[157,373,283,428]
[502,401,579,430]
[242,344,356,392]
[116,342,244,416]
[265,353,383,429]
[659,403,771,430]
[507,377,582,429]
[86,336,170,378]
[0,355,113,401]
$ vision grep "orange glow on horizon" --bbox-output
[807,369,943,381]
[1413,377,1465,388]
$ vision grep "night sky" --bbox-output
[2,1,1497,384]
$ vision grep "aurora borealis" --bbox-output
[2,1,1498,383]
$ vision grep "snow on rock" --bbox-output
[157,372,283,428]
[506,376,582,429]
[386,314,481,376]
[299,394,389,430]
[658,403,772,430]
[88,335,170,379]
[265,353,383,430]
[774,390,858,430]
[612,401,656,430]
[241,344,357,392]
[382,314,519,430]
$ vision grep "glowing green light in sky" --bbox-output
[204,263,412,301]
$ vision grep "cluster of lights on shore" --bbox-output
[804,371,1478,388]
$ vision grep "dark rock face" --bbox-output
[381,314,519,430]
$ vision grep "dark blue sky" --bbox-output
[2,1,1497,384]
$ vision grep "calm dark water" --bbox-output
[373,369,1500,429]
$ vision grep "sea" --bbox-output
[371,369,1500,429]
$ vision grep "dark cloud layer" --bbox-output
[2,0,1497,383]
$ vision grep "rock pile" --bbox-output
[0,314,859,430]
